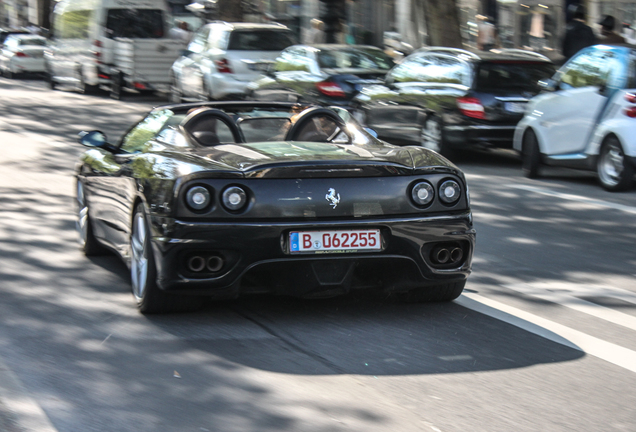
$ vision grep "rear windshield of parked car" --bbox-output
[227,30,296,51]
[18,37,46,46]
[318,48,395,70]
[106,9,165,38]
[474,62,555,91]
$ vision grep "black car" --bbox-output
[75,102,475,314]
[352,47,556,158]
[247,44,395,108]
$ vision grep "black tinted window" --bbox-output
[106,9,164,38]
[317,48,394,70]
[475,62,555,91]
[227,30,296,51]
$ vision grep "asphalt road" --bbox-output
[0,77,635,432]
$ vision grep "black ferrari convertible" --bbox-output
[75,102,475,313]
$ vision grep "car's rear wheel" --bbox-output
[522,129,541,179]
[130,204,202,314]
[421,116,454,158]
[396,281,466,303]
[597,136,634,192]
[76,181,106,256]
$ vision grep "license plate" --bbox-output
[290,230,381,253]
[505,102,526,113]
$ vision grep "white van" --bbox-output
[46,0,182,97]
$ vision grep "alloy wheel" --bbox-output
[598,140,625,188]
[130,212,149,300]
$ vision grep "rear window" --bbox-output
[227,30,296,51]
[317,48,395,70]
[475,62,555,91]
[18,37,46,46]
[105,9,165,38]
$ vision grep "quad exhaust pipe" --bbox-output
[431,245,464,266]
[187,254,224,273]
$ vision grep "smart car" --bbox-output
[75,102,475,313]
[514,44,636,191]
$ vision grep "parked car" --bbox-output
[0,34,47,78]
[0,28,29,46]
[247,44,395,107]
[170,22,297,102]
[352,47,556,158]
[75,101,475,313]
[514,44,636,191]
[46,0,178,95]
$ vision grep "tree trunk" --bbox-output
[421,0,463,48]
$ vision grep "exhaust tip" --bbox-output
[206,255,223,272]
[187,256,205,272]
[433,247,450,264]
[450,247,463,263]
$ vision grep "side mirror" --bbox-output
[539,79,558,92]
[78,130,116,152]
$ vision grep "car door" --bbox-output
[83,109,176,252]
[538,48,621,155]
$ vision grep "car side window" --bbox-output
[187,26,210,54]
[560,49,615,89]
[120,109,176,153]
[275,48,311,72]
[389,54,471,85]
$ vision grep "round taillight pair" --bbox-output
[186,185,248,212]
[411,180,461,207]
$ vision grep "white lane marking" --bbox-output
[505,283,636,332]
[509,184,636,215]
[457,293,636,374]
[0,357,58,432]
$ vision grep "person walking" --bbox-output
[562,4,597,61]
[599,15,626,44]
[307,18,325,44]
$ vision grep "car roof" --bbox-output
[204,21,290,31]
[413,46,552,63]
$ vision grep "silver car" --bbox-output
[170,22,296,102]
[0,34,47,78]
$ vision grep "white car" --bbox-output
[170,22,296,102]
[513,44,636,191]
[0,34,47,78]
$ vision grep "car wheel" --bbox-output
[597,136,634,192]
[396,281,466,303]
[421,116,454,158]
[4,67,13,79]
[76,180,106,256]
[110,73,124,100]
[170,76,183,103]
[77,68,99,94]
[522,129,541,179]
[130,204,202,314]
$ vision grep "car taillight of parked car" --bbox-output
[456,96,485,119]
[624,93,636,117]
[91,40,102,64]
[316,81,346,98]
[15,51,28,58]
[216,59,232,74]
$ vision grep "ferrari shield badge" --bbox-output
[325,188,340,209]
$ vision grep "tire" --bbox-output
[4,67,13,79]
[130,204,202,314]
[522,129,541,179]
[421,116,454,159]
[76,180,106,256]
[597,136,634,192]
[395,281,466,303]
[110,73,124,100]
[169,77,183,103]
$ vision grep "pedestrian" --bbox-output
[477,16,496,51]
[169,20,191,43]
[562,4,597,61]
[598,15,626,44]
[307,18,325,44]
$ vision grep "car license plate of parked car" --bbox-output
[505,102,526,113]
[290,230,381,253]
